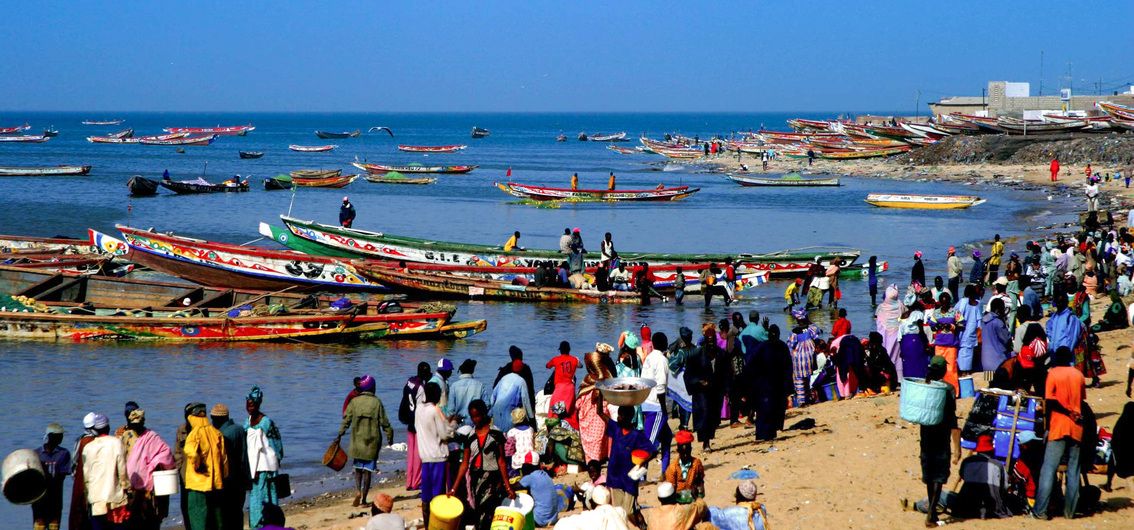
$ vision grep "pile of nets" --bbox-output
[0,293,49,313]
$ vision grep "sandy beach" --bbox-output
[277,158,1134,530]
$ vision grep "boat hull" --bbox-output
[0,165,91,176]
[865,194,985,210]
[727,174,840,186]
[364,268,647,304]
[495,182,699,202]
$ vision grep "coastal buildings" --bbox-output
[930,81,1134,118]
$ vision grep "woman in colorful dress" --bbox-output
[787,314,822,406]
[576,344,615,463]
[449,399,515,530]
[245,385,284,529]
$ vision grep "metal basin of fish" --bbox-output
[596,377,657,406]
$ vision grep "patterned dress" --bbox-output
[245,415,283,529]
[788,325,821,405]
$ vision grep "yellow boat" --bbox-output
[864,193,985,210]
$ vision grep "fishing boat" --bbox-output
[995,117,1087,134]
[81,119,124,126]
[471,127,490,138]
[0,165,91,177]
[590,132,628,142]
[315,129,361,139]
[0,264,486,341]
[364,171,436,185]
[289,144,337,152]
[264,175,293,190]
[0,233,97,255]
[109,128,134,139]
[290,173,359,188]
[158,176,249,194]
[358,267,648,304]
[0,135,50,143]
[0,123,30,134]
[864,193,985,210]
[577,132,588,141]
[0,253,110,274]
[352,162,477,174]
[163,125,254,136]
[116,226,386,292]
[607,145,638,155]
[290,169,341,179]
[239,151,264,159]
[1096,102,1134,121]
[397,144,467,153]
[140,134,216,146]
[127,176,160,196]
[556,134,567,142]
[496,182,700,202]
[88,131,187,144]
[267,216,862,278]
[42,127,58,137]
[787,119,835,132]
[726,173,840,187]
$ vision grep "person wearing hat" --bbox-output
[114,401,140,454]
[81,413,130,528]
[123,408,176,530]
[911,251,926,288]
[212,403,250,529]
[339,374,394,508]
[663,430,704,499]
[365,492,404,530]
[546,340,581,427]
[432,358,454,410]
[1034,346,1087,520]
[946,246,963,300]
[643,480,710,530]
[707,480,768,530]
[446,359,488,426]
[184,402,228,529]
[32,422,70,530]
[917,356,960,528]
[339,196,356,228]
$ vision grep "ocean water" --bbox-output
[0,112,1069,526]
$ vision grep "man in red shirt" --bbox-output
[1033,346,1086,520]
[1050,158,1060,182]
[831,308,851,339]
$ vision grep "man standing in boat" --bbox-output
[340,196,356,228]
[571,173,579,191]
[608,171,616,191]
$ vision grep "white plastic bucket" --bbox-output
[2,449,46,505]
[152,469,180,496]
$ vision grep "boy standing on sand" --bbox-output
[918,356,960,528]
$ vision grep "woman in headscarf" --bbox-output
[744,325,793,441]
[245,385,284,529]
[928,292,961,396]
[787,316,822,406]
[1103,402,1134,492]
[576,343,615,463]
[543,403,586,470]
[953,284,983,376]
[875,284,905,379]
[1016,311,1048,395]
[899,297,931,381]
[615,331,645,426]
[124,409,175,530]
[1094,289,1129,332]
[684,323,727,450]
[666,327,696,431]
[864,332,898,393]
[832,334,864,398]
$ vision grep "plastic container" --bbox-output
[322,440,348,471]
[821,383,839,401]
[2,449,46,505]
[428,495,464,530]
[498,493,535,530]
[152,469,179,496]
[958,377,975,399]
[491,506,527,530]
[899,378,950,426]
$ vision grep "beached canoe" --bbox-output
[727,173,840,187]
[315,129,361,139]
[158,177,249,194]
[0,165,91,177]
[0,233,97,255]
[291,173,359,188]
[397,144,467,153]
[352,162,477,174]
[127,176,160,196]
[163,125,254,136]
[495,182,700,202]
[266,216,862,278]
[289,144,337,152]
[865,193,985,210]
[116,225,386,292]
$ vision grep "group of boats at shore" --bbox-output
[0,216,885,343]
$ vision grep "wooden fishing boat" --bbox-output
[163,125,254,136]
[116,226,387,292]
[141,134,216,146]
[239,151,264,159]
[1097,102,1134,121]
[352,162,477,174]
[289,144,337,152]
[727,173,840,187]
[471,127,490,138]
[901,123,951,138]
[88,132,187,144]
[359,267,647,304]
[267,216,862,278]
[787,119,834,132]
[0,234,96,255]
[0,123,30,134]
[590,132,627,142]
[578,133,588,141]
[264,175,293,190]
[865,193,985,210]
[812,146,909,160]
[158,176,249,194]
[0,165,91,177]
[0,252,110,273]
[496,182,699,202]
[607,145,638,154]
[42,127,59,137]
[364,172,436,185]
[397,144,467,153]
[81,119,124,126]
[0,135,49,143]
[109,128,134,139]
[127,176,160,196]
[556,134,568,142]
[315,129,361,139]
[290,173,358,188]
[995,117,1086,134]
[290,169,341,179]
[0,264,486,341]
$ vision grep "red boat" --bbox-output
[397,144,467,153]
[88,132,189,144]
[0,123,30,135]
[162,125,255,136]
[289,144,337,152]
[140,134,216,146]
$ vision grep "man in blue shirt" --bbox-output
[519,455,574,526]
[445,359,488,425]
[1045,292,1083,352]
[34,422,71,530]
[600,405,657,527]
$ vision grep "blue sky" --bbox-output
[2,1,1131,112]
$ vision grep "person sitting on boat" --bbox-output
[340,197,356,228]
[610,263,632,291]
[504,231,525,252]
[162,169,171,181]
[557,262,571,287]
[559,228,573,254]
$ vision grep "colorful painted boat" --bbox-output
[141,134,216,146]
[495,182,700,202]
[995,117,1086,134]
[0,123,31,134]
[0,234,97,255]
[726,173,840,187]
[81,119,124,126]
[364,172,436,185]
[266,216,862,278]
[865,193,985,210]
[88,132,189,144]
[0,165,91,177]
[291,173,358,188]
[352,162,477,174]
[1097,102,1134,121]
[290,169,341,178]
[315,129,360,139]
[117,225,386,292]
[289,144,337,152]
[163,125,254,136]
[0,135,50,143]
[397,144,467,153]
[359,267,648,304]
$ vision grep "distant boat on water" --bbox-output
[471,127,490,138]
[81,119,124,126]
[315,129,360,139]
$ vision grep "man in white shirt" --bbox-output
[415,382,454,528]
[82,413,129,526]
[640,332,672,474]
[559,228,573,254]
[600,232,617,266]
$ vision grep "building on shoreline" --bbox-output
[930,81,1134,118]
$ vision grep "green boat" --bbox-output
[260,216,861,278]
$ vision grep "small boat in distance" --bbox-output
[289,144,337,152]
[42,127,58,137]
[556,134,567,142]
[239,151,264,159]
[0,123,30,134]
[290,169,341,179]
[397,144,467,153]
[577,132,588,141]
[289,173,359,188]
[471,127,490,138]
[0,135,50,143]
[264,175,293,190]
[81,119,124,126]
[315,129,361,139]
[0,165,91,177]
[590,132,628,142]
[607,145,637,155]
[140,134,215,146]
[364,171,436,185]
[352,162,477,174]
[127,175,160,196]
[864,193,985,210]
[727,172,840,187]
[158,175,250,194]
[163,125,254,136]
[495,182,700,202]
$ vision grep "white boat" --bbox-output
[865,193,985,210]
